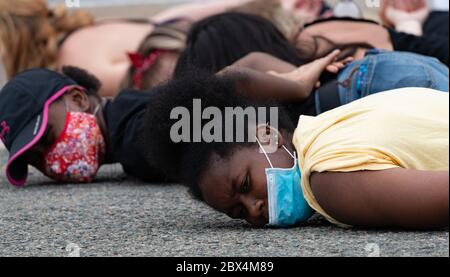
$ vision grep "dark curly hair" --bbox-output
[175,12,375,76]
[175,12,307,76]
[141,69,293,199]
[61,66,102,98]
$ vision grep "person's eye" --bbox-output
[241,174,250,193]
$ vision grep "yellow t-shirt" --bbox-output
[293,88,449,227]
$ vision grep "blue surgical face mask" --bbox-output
[256,138,314,227]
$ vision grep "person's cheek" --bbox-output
[262,185,269,222]
[252,170,269,222]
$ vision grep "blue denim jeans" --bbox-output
[315,49,449,113]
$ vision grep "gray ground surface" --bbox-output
[0,147,448,257]
[0,1,448,258]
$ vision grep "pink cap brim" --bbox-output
[5,85,84,186]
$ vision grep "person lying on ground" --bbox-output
[175,13,448,121]
[0,0,256,97]
[0,51,349,186]
[1,46,447,186]
[141,70,449,230]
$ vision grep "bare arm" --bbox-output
[219,50,348,103]
[231,52,297,73]
[151,0,253,23]
[310,168,449,229]
[219,66,309,102]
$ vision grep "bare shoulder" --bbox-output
[59,22,152,64]
[58,25,109,64]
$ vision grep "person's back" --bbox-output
[58,22,154,97]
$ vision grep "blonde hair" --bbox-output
[0,0,94,79]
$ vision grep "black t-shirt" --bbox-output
[389,29,449,67]
[103,89,166,182]
[391,11,448,66]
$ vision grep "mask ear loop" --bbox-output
[282,145,296,160]
[63,98,69,114]
[255,137,274,169]
[64,100,101,116]
[93,104,101,115]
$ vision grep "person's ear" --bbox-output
[64,88,91,113]
[256,123,284,154]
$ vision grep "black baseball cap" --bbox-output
[0,68,84,186]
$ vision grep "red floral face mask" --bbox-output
[43,110,105,183]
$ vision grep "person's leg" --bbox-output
[336,64,360,105]
[336,51,375,105]
[363,51,449,94]
[413,53,450,92]
[337,50,449,107]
